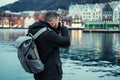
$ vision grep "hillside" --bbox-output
[0,0,118,12]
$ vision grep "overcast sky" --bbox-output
[0,0,18,7]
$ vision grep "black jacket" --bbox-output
[28,21,70,80]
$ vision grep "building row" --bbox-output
[0,11,47,28]
[69,1,120,23]
[0,10,71,28]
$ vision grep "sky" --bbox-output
[0,0,18,7]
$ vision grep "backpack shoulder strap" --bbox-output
[33,27,47,39]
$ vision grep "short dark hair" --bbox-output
[44,12,59,22]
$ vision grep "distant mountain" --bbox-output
[0,0,119,12]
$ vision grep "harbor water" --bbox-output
[0,29,120,80]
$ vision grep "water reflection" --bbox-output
[1,29,120,79]
[68,30,120,64]
[100,33,115,62]
[0,29,120,64]
[0,29,27,41]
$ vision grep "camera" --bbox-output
[57,22,62,31]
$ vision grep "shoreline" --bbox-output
[1,27,120,33]
[68,28,120,33]
[83,29,120,33]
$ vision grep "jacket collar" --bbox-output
[40,21,59,34]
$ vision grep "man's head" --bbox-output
[44,12,60,28]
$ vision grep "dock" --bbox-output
[68,28,120,33]
[83,29,120,33]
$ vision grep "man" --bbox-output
[28,12,70,80]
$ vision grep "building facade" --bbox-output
[102,3,113,22]
[113,1,120,22]
[69,1,120,23]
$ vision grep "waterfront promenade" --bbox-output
[68,27,120,33]
[1,27,120,33]
[83,29,120,33]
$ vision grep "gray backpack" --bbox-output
[15,27,47,73]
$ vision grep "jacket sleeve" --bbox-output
[46,26,70,47]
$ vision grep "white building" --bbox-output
[68,1,120,23]
[113,1,120,22]
[92,3,103,21]
[24,16,35,28]
[69,4,78,17]
[82,4,92,22]
[69,4,83,28]
[3,17,9,28]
